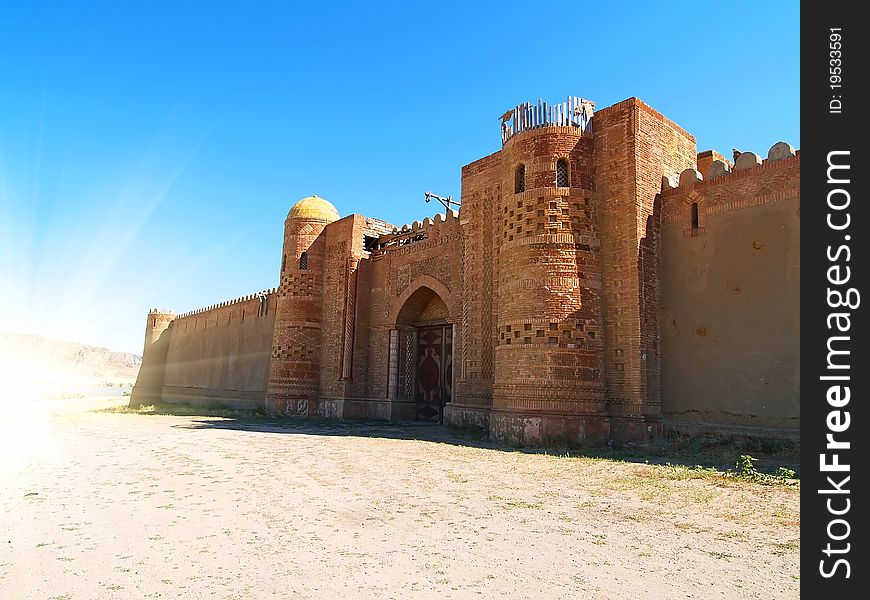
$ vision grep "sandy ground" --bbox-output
[1,397,799,599]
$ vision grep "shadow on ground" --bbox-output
[102,404,799,476]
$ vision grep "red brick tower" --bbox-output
[490,100,608,445]
[591,98,696,441]
[265,196,339,415]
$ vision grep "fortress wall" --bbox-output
[453,150,500,427]
[159,292,277,409]
[130,98,800,445]
[346,218,396,419]
[658,148,800,437]
[129,310,175,407]
[350,233,377,413]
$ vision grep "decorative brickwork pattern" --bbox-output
[131,96,800,445]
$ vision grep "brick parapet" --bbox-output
[661,153,799,197]
[173,288,278,321]
[660,150,800,227]
[501,124,592,151]
[371,208,462,257]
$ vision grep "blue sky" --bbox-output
[0,1,799,354]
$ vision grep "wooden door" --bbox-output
[415,325,452,422]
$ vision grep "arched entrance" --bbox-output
[392,286,453,423]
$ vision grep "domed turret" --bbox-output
[287,195,340,222]
[266,195,337,416]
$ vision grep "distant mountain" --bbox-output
[0,332,142,398]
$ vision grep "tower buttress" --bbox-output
[591,97,696,441]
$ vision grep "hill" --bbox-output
[0,332,141,399]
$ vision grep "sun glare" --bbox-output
[0,347,61,484]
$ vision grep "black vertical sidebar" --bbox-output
[802,3,868,596]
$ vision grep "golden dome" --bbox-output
[288,195,340,222]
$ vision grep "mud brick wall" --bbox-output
[658,148,800,436]
[131,293,277,409]
[129,309,175,407]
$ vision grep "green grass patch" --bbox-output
[543,436,799,487]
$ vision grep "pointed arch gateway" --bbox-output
[389,285,455,423]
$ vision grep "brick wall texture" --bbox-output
[130,96,800,444]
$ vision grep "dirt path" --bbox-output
[1,398,799,599]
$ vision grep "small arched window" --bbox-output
[515,164,525,193]
[299,252,308,270]
[691,203,699,229]
[556,159,569,187]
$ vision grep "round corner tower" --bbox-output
[265,195,339,416]
[490,97,608,446]
[142,309,175,354]
[129,308,176,407]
